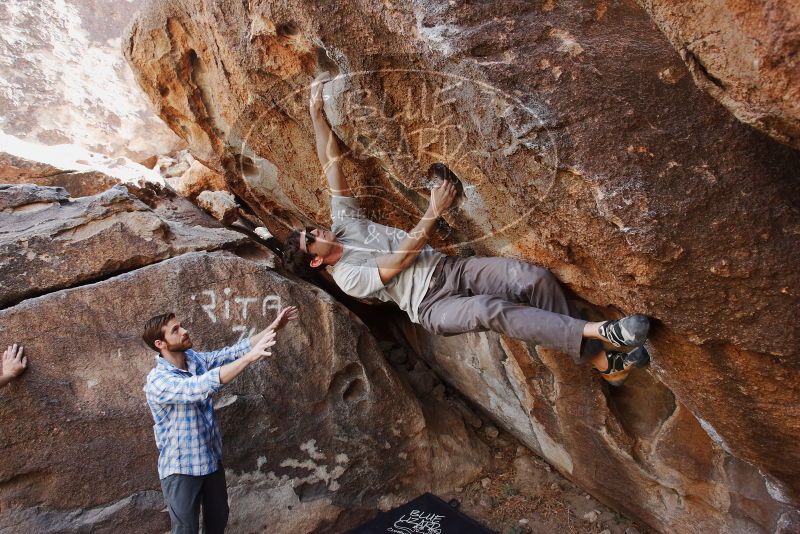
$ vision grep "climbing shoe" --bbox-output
[599,346,650,387]
[598,314,650,347]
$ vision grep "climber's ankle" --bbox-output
[583,322,602,339]
[590,350,609,372]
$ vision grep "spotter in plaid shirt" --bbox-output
[141,307,298,534]
[144,338,252,478]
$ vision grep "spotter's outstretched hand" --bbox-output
[268,305,299,332]
[245,330,276,363]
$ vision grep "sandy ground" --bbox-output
[438,422,651,534]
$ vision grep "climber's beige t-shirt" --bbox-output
[328,196,444,324]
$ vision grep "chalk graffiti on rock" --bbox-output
[387,509,445,534]
[190,288,282,341]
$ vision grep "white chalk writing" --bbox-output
[195,290,218,322]
[235,297,258,319]
[262,295,281,317]
[190,290,282,338]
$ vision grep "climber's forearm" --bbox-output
[311,110,351,197]
[376,207,439,283]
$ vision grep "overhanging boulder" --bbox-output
[123,0,800,531]
[636,0,800,149]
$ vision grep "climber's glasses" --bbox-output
[300,226,317,253]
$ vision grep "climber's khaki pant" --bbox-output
[418,256,599,364]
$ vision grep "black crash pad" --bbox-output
[345,492,495,534]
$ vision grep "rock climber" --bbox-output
[0,343,27,389]
[142,306,298,533]
[282,72,650,386]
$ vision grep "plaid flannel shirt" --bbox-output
[144,338,251,479]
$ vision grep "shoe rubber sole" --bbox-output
[601,346,651,387]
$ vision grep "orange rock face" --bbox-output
[637,0,800,150]
[124,0,800,532]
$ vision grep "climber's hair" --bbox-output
[142,312,175,352]
[283,229,322,279]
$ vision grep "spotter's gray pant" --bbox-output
[160,468,229,534]
[418,256,601,364]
